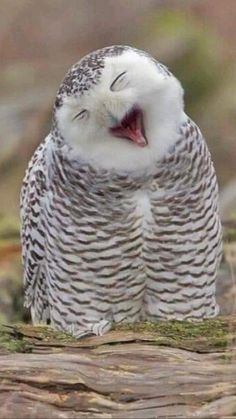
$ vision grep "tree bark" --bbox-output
[0,318,236,418]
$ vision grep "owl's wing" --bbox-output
[148,116,222,320]
[20,136,52,323]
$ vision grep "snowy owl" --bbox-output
[21,46,222,337]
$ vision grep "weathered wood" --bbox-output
[0,318,236,418]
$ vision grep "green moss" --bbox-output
[0,325,31,353]
[0,324,77,353]
[114,318,226,336]
[114,318,233,351]
[21,324,77,343]
[1,318,234,353]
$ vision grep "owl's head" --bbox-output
[54,46,184,171]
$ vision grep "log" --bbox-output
[0,318,236,418]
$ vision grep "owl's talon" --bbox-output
[67,319,112,339]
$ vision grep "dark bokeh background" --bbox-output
[1,0,236,322]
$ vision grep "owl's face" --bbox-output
[55,47,184,171]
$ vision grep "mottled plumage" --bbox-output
[21,46,222,337]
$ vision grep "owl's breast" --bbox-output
[133,189,154,233]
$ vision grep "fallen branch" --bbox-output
[0,318,236,418]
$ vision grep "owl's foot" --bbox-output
[66,319,112,339]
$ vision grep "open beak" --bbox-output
[109,107,148,147]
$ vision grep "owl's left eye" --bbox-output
[110,71,127,92]
[72,109,88,121]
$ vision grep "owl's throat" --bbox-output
[110,107,147,147]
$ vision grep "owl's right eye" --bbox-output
[72,109,88,121]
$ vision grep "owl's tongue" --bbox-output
[110,107,147,147]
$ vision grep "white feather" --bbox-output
[56,49,185,172]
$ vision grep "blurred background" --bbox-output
[0,0,236,323]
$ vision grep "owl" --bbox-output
[20,46,222,337]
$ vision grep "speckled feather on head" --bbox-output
[54,45,170,106]
[20,45,222,338]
